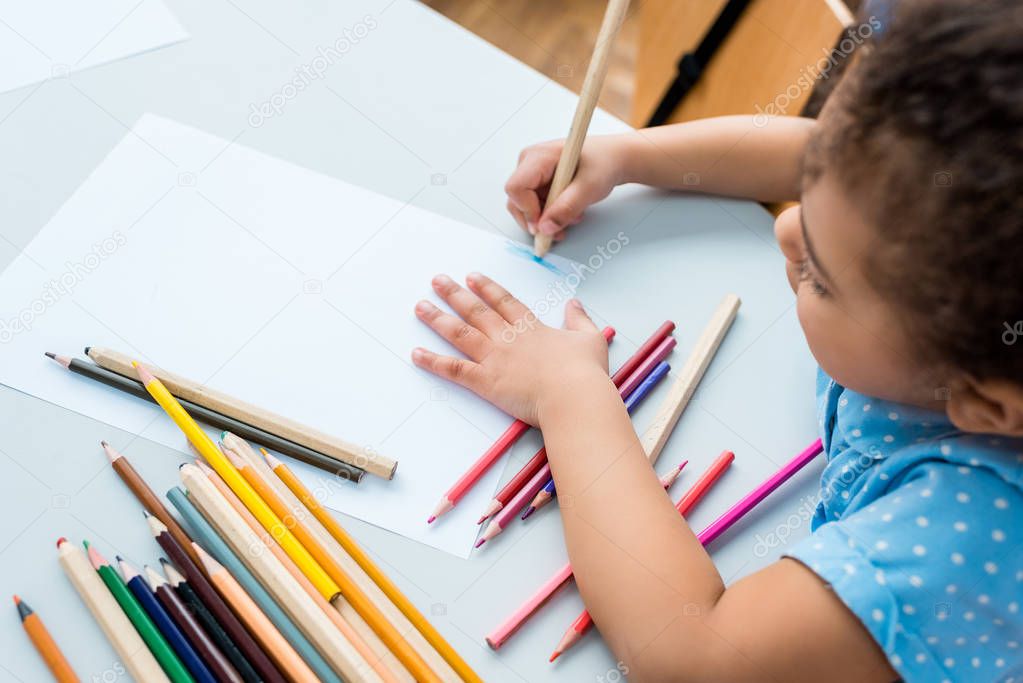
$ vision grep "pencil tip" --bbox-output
[131,360,139,368]
[474,538,486,549]
[56,536,67,548]
[549,651,560,663]
[12,594,20,605]
[44,351,55,359]
[81,539,90,549]
[521,507,535,520]
[426,516,436,524]
[84,346,91,355]
[100,440,108,447]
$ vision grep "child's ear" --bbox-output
[946,376,1023,436]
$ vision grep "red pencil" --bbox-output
[549,450,734,660]
[428,326,616,524]
[477,320,677,523]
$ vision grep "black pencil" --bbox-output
[44,352,364,483]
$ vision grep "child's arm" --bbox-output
[413,275,897,683]
[506,115,814,238]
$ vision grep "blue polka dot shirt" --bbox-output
[786,370,1023,682]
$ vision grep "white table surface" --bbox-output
[0,1,823,681]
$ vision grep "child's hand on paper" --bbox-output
[412,273,610,427]
[505,136,629,242]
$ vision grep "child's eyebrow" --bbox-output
[800,208,832,283]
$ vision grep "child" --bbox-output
[412,0,1022,680]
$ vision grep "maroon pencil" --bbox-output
[143,565,243,683]
[146,513,286,683]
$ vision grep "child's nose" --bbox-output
[774,204,803,262]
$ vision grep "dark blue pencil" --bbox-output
[523,360,673,518]
[119,557,216,683]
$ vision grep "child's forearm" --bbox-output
[539,373,726,677]
[616,115,815,203]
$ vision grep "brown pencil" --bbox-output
[143,566,243,683]
[146,514,287,683]
[14,595,79,682]
[101,440,199,565]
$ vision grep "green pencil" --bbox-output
[166,487,343,683]
[84,541,195,683]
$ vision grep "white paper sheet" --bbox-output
[0,0,188,94]
[0,114,581,557]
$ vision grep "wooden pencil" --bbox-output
[147,515,287,683]
[119,557,215,683]
[167,486,343,683]
[261,446,483,683]
[190,458,408,683]
[89,347,395,479]
[638,295,741,464]
[46,353,366,482]
[85,542,192,683]
[219,449,441,683]
[143,565,244,683]
[193,544,320,683]
[532,0,632,257]
[100,440,199,565]
[179,464,382,683]
[14,596,79,682]
[56,538,170,683]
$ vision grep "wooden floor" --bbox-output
[420,0,638,121]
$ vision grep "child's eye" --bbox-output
[798,259,829,297]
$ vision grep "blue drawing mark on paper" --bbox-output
[504,240,571,277]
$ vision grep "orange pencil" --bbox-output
[14,596,78,682]
[220,449,441,683]
[192,544,319,683]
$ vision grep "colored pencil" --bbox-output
[615,337,676,400]
[220,450,441,683]
[179,466,383,683]
[47,353,367,482]
[134,361,342,602]
[100,440,199,565]
[120,557,215,683]
[486,451,731,652]
[480,357,672,545]
[57,538,170,683]
[167,485,344,683]
[193,544,320,683]
[550,443,821,660]
[525,360,673,517]
[85,542,193,683]
[637,295,740,464]
[478,321,676,523]
[90,346,395,479]
[148,515,287,683]
[260,448,480,683]
[144,566,244,683]
[532,0,632,257]
[427,326,615,523]
[194,459,408,683]
[14,596,78,682]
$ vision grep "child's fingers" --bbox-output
[465,273,531,324]
[411,347,486,394]
[431,274,508,337]
[536,182,589,236]
[505,150,556,228]
[563,298,599,333]
[506,201,532,234]
[414,300,491,360]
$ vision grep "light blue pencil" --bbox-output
[166,487,345,683]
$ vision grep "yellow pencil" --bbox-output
[263,449,483,683]
[133,362,340,601]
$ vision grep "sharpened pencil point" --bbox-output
[12,594,20,605]
[521,507,536,520]
[44,351,55,359]
[474,538,486,549]
[84,346,91,355]
[549,651,561,663]
[56,537,67,548]
[426,516,436,524]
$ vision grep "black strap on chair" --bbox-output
[645,0,752,127]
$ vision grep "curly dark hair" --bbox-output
[805,0,1023,382]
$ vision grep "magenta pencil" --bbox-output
[476,463,551,548]
[615,336,676,399]
[698,438,823,545]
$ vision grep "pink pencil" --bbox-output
[428,326,616,524]
[615,336,676,400]
[476,463,551,548]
